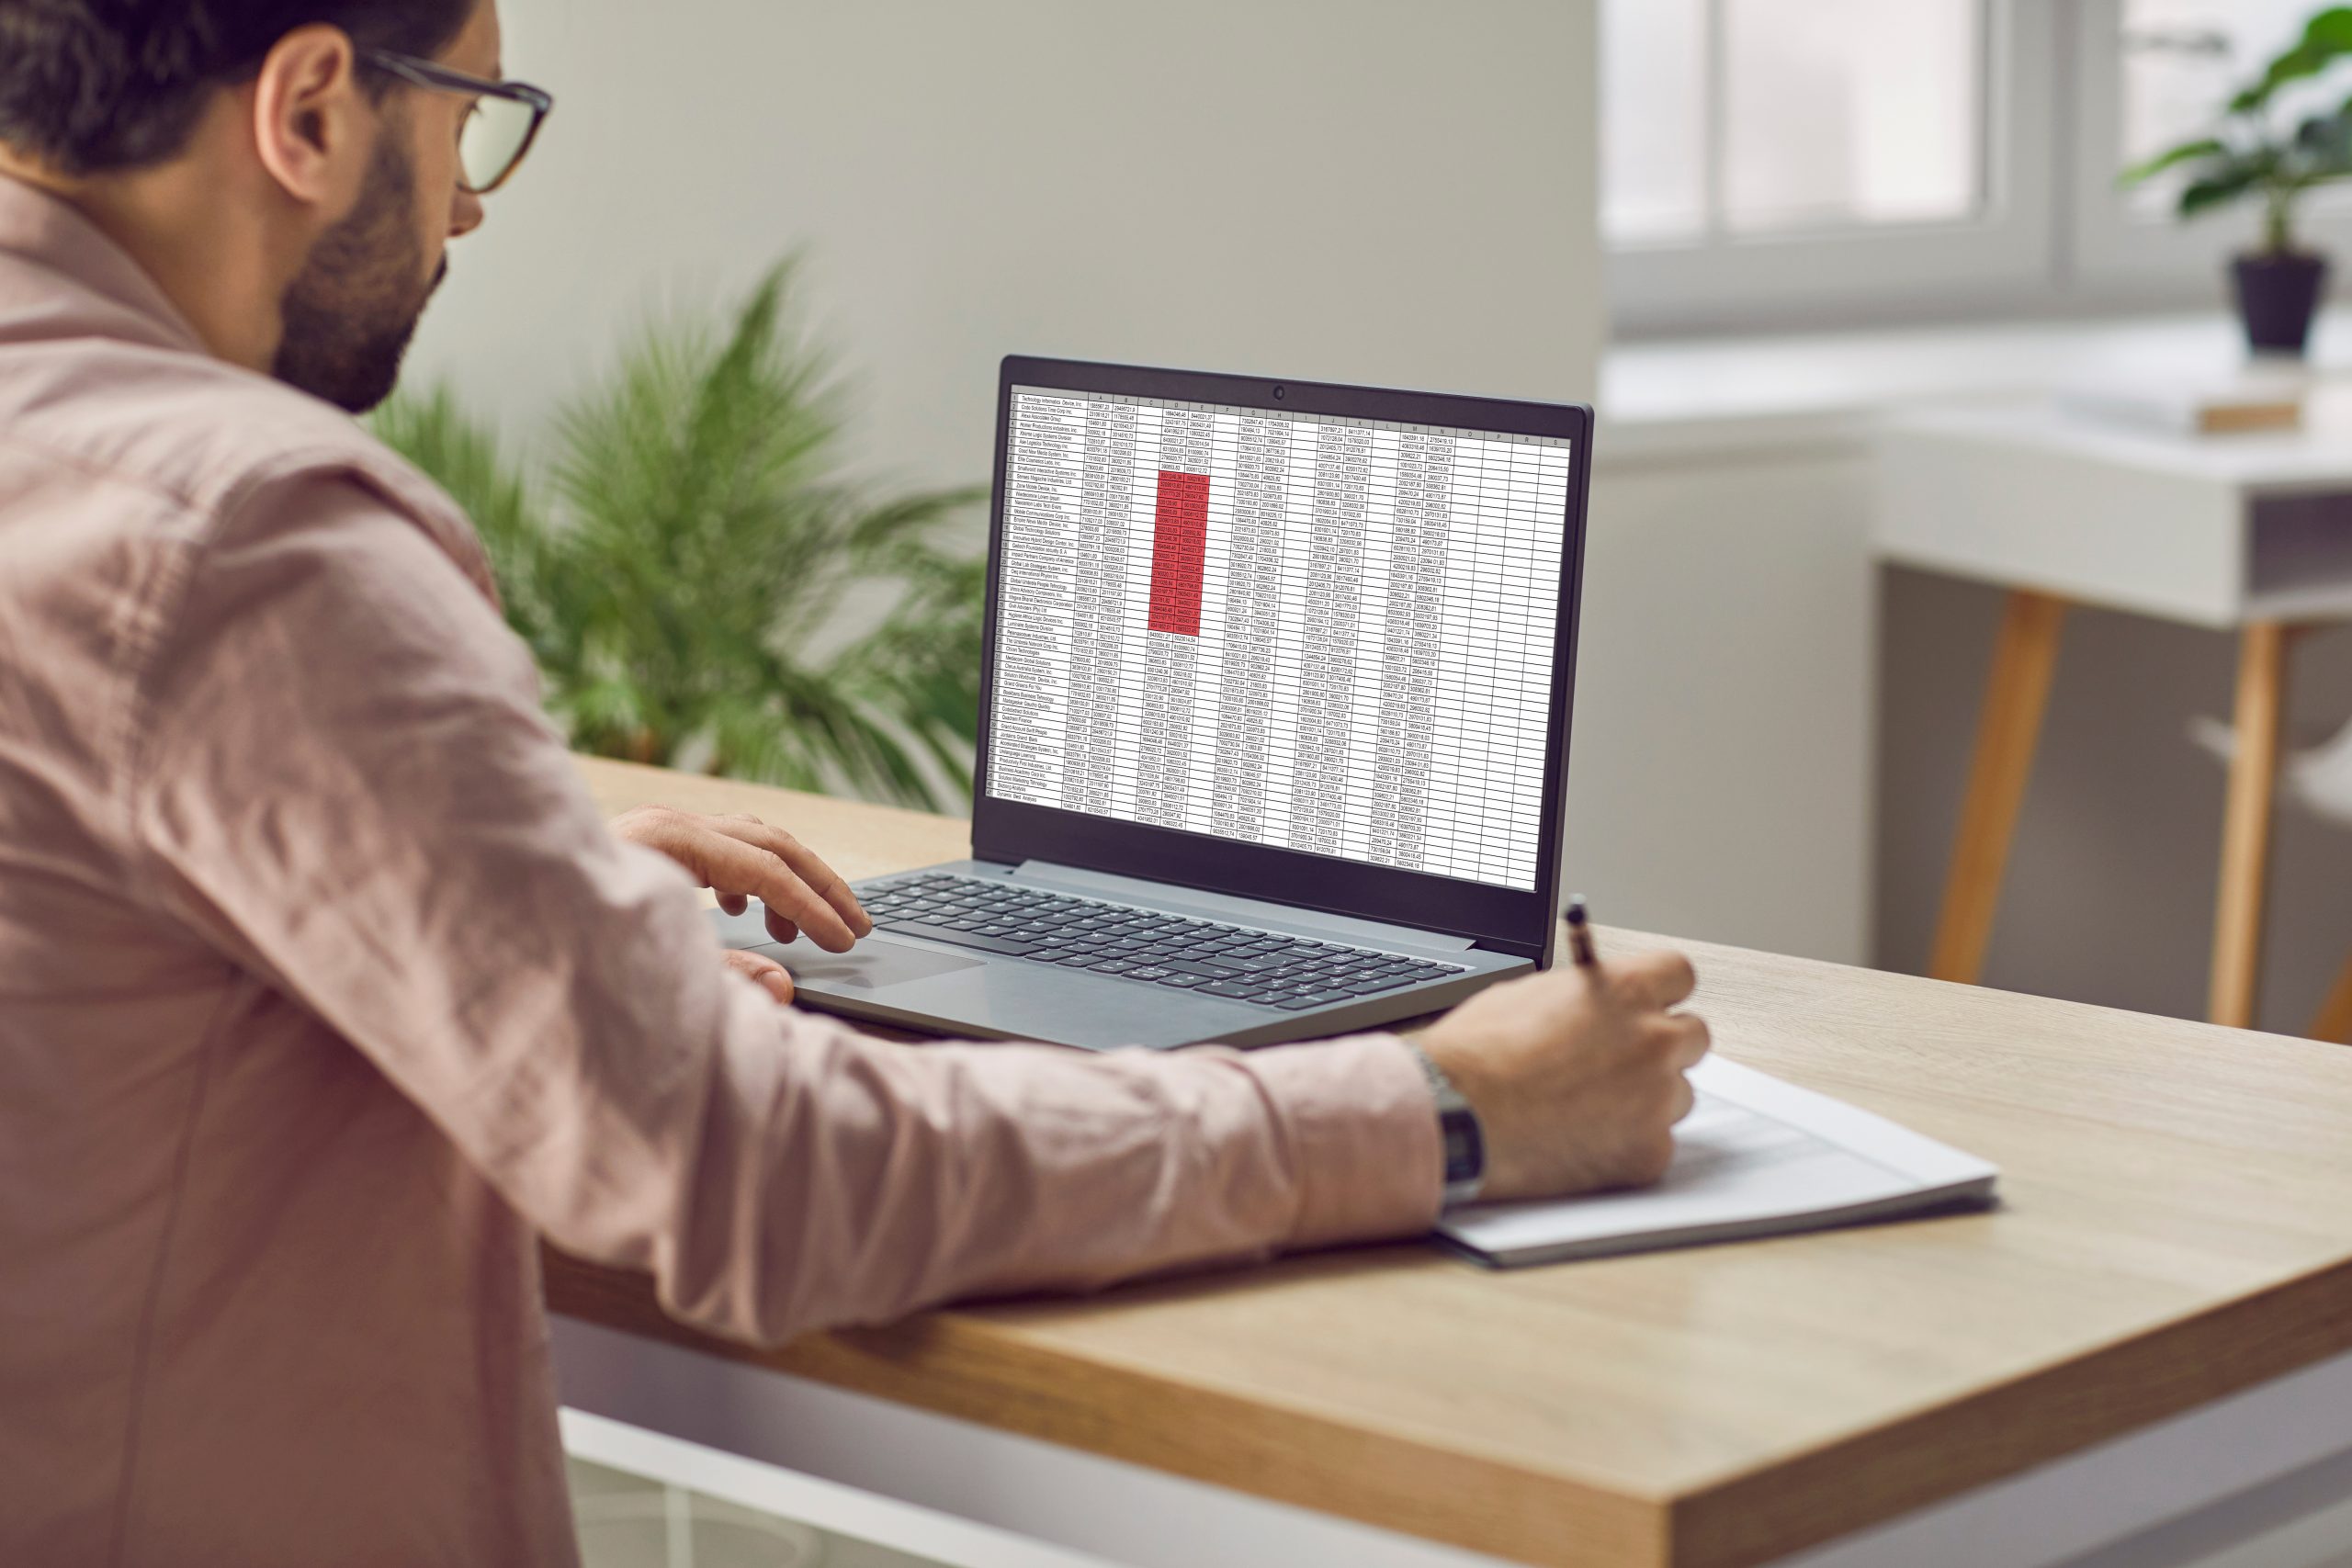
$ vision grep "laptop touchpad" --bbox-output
[750,940,981,991]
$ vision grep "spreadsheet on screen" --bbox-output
[986,387,1571,892]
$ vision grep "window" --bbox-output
[1604,0,2352,333]
[2069,0,2352,300]
[2120,0,2324,190]
[1604,0,1985,243]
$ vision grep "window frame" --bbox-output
[1606,0,2352,336]
[2065,0,2352,306]
[1608,0,2059,337]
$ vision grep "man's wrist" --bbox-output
[1403,1040,1487,1208]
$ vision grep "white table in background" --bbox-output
[1875,393,2352,1032]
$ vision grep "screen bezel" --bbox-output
[970,355,1592,964]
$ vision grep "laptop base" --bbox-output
[710,859,1531,1051]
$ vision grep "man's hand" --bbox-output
[1419,949,1710,1203]
[720,947,799,1006]
[611,803,874,964]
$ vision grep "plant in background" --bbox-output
[2119,6,2352,354]
[374,260,987,810]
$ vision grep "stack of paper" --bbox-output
[1437,1057,1998,1269]
[2057,370,2308,436]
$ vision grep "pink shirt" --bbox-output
[0,177,1442,1567]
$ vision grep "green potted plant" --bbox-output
[2120,6,2352,355]
[375,259,988,810]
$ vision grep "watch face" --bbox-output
[1442,1109,1486,1186]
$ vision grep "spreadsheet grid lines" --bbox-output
[989,389,1569,890]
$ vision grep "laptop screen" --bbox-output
[982,385,1572,894]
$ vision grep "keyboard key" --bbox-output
[1166,960,1243,979]
[878,921,1038,956]
[891,878,1459,998]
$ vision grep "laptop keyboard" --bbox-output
[855,873,1466,1011]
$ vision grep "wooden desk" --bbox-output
[1875,400,2352,1032]
[548,756,2352,1568]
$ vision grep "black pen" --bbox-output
[1566,896,1599,969]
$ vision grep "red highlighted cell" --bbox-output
[1147,470,1210,637]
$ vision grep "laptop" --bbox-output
[711,355,1592,1050]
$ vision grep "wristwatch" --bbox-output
[1404,1043,1487,1208]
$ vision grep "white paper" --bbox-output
[1437,1056,1998,1267]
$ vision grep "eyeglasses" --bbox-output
[358,49,554,197]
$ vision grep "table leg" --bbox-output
[2210,623,2291,1030]
[2311,953,2352,1045]
[1929,591,2069,986]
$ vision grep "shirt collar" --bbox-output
[0,172,211,355]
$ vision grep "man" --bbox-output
[0,1,1710,1562]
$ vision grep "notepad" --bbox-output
[1435,1057,1998,1268]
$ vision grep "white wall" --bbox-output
[407,0,1888,966]
[407,0,1604,491]
[1579,444,1877,963]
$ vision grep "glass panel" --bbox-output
[460,96,537,192]
[1600,0,1708,243]
[570,1458,959,1568]
[1722,0,1984,234]
[2120,0,2340,216]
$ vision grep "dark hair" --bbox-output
[0,0,474,175]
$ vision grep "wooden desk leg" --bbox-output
[1929,591,2069,986]
[2310,953,2352,1044]
[2210,623,2291,1030]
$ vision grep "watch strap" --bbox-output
[1403,1042,1487,1208]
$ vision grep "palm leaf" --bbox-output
[381,256,988,811]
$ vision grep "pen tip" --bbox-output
[1566,897,1589,927]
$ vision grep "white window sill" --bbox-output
[1597,310,2352,467]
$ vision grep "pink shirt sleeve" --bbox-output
[127,473,1443,1345]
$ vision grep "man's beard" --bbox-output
[272,133,444,414]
